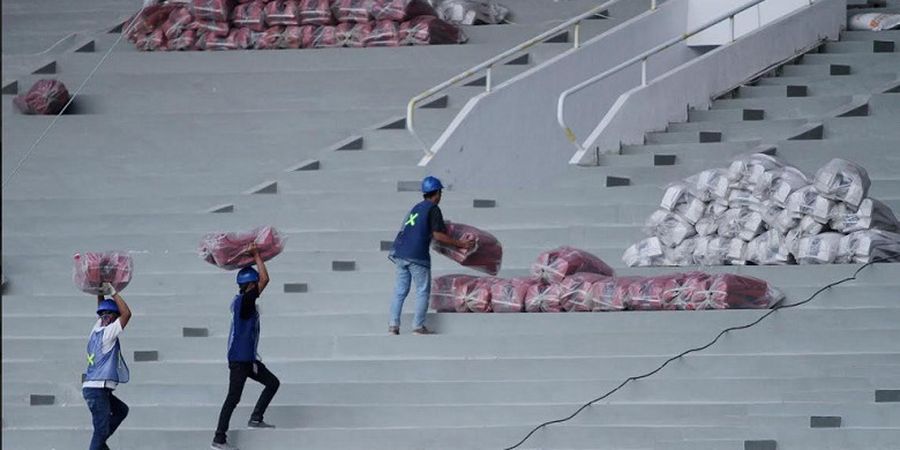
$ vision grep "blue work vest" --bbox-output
[391,200,437,265]
[84,328,130,384]
[227,294,260,362]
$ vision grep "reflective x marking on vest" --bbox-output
[405,212,419,227]
[87,353,95,366]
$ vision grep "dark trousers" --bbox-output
[83,387,129,450]
[214,360,280,444]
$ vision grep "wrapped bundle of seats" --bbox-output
[434,0,509,25]
[645,210,696,246]
[13,80,71,115]
[73,252,134,295]
[458,277,496,312]
[232,27,259,48]
[367,20,400,46]
[753,166,808,208]
[332,0,373,23]
[746,229,792,265]
[136,29,167,51]
[265,0,300,25]
[163,7,194,39]
[489,277,537,313]
[191,19,231,36]
[625,273,686,311]
[796,232,845,264]
[727,153,784,189]
[531,246,614,284]
[233,1,267,31]
[830,198,900,233]
[168,29,198,49]
[370,0,434,21]
[814,159,871,208]
[127,4,178,40]
[838,230,900,263]
[622,236,667,267]
[523,282,561,313]
[335,22,372,46]
[255,25,285,48]
[299,0,335,25]
[688,273,777,309]
[786,185,834,223]
[664,271,709,310]
[399,15,465,44]
[201,29,240,49]
[588,276,642,311]
[558,273,610,312]
[191,0,235,22]
[198,226,285,269]
[281,25,303,47]
[311,25,341,47]
[430,274,476,312]
[431,222,502,275]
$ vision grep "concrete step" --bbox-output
[710,95,857,118]
[780,58,900,76]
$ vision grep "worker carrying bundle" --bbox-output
[431,221,502,275]
[198,226,285,270]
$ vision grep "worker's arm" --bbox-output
[249,243,270,294]
[433,231,475,250]
[102,282,132,329]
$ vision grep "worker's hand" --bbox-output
[460,238,476,250]
[100,282,117,297]
[246,242,260,256]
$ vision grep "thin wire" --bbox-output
[503,259,887,450]
[1,8,146,192]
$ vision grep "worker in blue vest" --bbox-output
[212,243,279,450]
[388,176,474,335]
[83,282,132,450]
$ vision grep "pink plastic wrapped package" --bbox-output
[489,277,538,313]
[430,274,476,312]
[127,4,178,40]
[332,0,373,23]
[233,1,267,31]
[201,29,239,49]
[625,273,687,311]
[458,277,496,313]
[198,226,285,269]
[191,19,231,36]
[688,273,774,310]
[256,26,285,48]
[531,246,614,284]
[168,29,198,49]
[13,80,71,115]
[432,222,503,276]
[589,276,644,312]
[299,0,335,25]
[136,29,167,51]
[232,27,259,48]
[191,0,235,22]
[666,271,711,310]
[281,25,303,47]
[312,25,341,47]
[366,20,400,46]
[559,273,610,312]
[73,252,134,295]
[163,8,194,38]
[524,283,563,313]
[336,22,371,46]
[370,0,434,21]
[399,15,465,45]
[265,0,300,25]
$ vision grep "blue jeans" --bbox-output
[83,387,129,450]
[389,258,431,329]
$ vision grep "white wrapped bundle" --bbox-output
[660,182,706,224]
[747,229,792,265]
[785,228,803,258]
[760,201,798,234]
[786,185,834,223]
[660,182,691,211]
[622,236,666,267]
[696,169,731,201]
[797,232,844,264]
[728,153,784,188]
[695,216,718,236]
[645,210,696,246]
[814,158,870,208]
[727,238,748,265]
[694,236,731,266]
[716,208,762,241]
[666,237,698,265]
[830,198,900,233]
[798,215,824,236]
[754,166,809,207]
[837,230,900,263]
[728,189,759,210]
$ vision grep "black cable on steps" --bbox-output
[503,258,889,450]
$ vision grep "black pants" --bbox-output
[214,360,280,444]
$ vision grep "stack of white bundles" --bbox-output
[728,189,759,210]
[760,201,798,234]
[798,215,824,236]
[786,185,834,223]
[814,158,871,208]
[728,153,784,189]
[754,166,808,207]
[837,230,900,263]
[623,236,667,267]
[660,182,706,224]
[747,229,792,265]
[696,169,731,201]
[694,236,731,266]
[727,238,748,265]
[796,232,844,264]
[645,210,696,247]
[830,198,900,233]
[666,237,698,265]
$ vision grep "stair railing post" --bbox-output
[574,21,581,49]
[641,58,648,86]
[730,14,736,42]
[486,65,493,92]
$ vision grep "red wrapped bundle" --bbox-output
[399,15,464,45]
[200,29,239,49]
[255,25,284,48]
[198,226,285,269]
[73,252,134,295]
[366,19,400,46]
[191,19,230,36]
[430,274,476,312]
[299,24,317,47]
[332,0,372,23]
[191,0,235,22]
[689,274,772,310]
[559,273,610,312]
[136,29,168,51]
[265,0,300,25]
[531,246,614,284]
[13,80,71,115]
[233,1,267,31]
[666,271,711,310]
[168,29,198,50]
[489,277,537,313]
[524,283,563,313]
[127,4,178,41]
[625,273,687,311]
[335,22,370,47]
[370,0,434,21]
[432,222,503,276]
[233,27,258,48]
[312,25,341,47]
[459,277,496,312]
[589,276,644,312]
[299,0,335,25]
[163,8,194,39]
[281,25,303,47]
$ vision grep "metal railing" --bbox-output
[406,0,661,157]
[557,0,816,153]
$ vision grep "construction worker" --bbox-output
[388,176,474,335]
[83,282,132,450]
[212,243,280,450]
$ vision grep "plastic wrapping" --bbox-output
[813,158,871,208]
[688,273,776,309]
[163,7,194,38]
[831,198,900,233]
[399,15,465,44]
[695,169,731,201]
[430,274,475,312]
[786,185,834,223]
[747,229,791,265]
[311,24,341,46]
[201,29,239,49]
[367,19,401,46]
[524,283,562,313]
[136,29,168,51]
[838,230,900,263]
[532,246,614,283]
[431,222,503,275]
[622,236,666,267]
[625,273,686,311]
[489,277,537,313]
[727,189,760,210]
[693,236,731,266]
[265,0,301,25]
[13,80,71,115]
[128,4,178,40]
[848,13,900,31]
[198,226,285,269]
[589,276,643,311]
[281,25,303,47]
[332,0,373,22]
[191,0,235,21]
[254,25,284,48]
[299,0,336,25]
[168,29,198,49]
[458,277,495,312]
[645,210,696,247]
[434,0,509,25]
[796,232,844,264]
[191,19,231,36]
[370,0,434,21]
[334,22,367,46]
[716,207,763,241]
[754,166,808,207]
[233,1,267,31]
[666,237,698,266]
[232,27,258,48]
[727,153,784,188]
[73,252,134,295]
[559,273,610,312]
[694,216,718,237]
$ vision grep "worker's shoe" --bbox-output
[248,419,276,429]
[388,326,399,335]
[412,327,434,335]
[211,442,239,450]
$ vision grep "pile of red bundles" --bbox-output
[191,0,235,22]
[233,27,258,48]
[336,22,371,47]
[127,4,177,40]
[299,0,335,25]
[490,277,538,313]
[13,80,71,115]
[266,0,300,26]
[625,273,687,311]
[459,277,497,312]
[524,283,563,313]
[282,25,303,47]
[163,8,194,39]
[332,0,372,23]
[191,19,230,36]
[430,274,476,312]
[370,0,434,21]
[531,246,614,284]
[202,30,240,49]
[256,26,285,48]
[367,20,400,46]
[198,226,285,269]
[233,1,267,32]
[313,25,341,47]
[559,273,610,312]
[168,29,198,50]
[432,222,503,276]
[73,252,134,295]
[589,276,644,311]
[136,29,167,51]
[399,15,464,45]
[688,273,774,310]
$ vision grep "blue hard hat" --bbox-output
[97,299,119,316]
[421,176,443,194]
[236,266,259,285]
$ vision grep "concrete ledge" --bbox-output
[333,135,364,151]
[29,394,54,406]
[74,40,96,53]
[374,116,406,130]
[505,54,530,65]
[421,95,448,109]
[284,283,308,293]
[182,327,209,338]
[133,351,159,362]
[397,181,419,192]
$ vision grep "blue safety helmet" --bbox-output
[421,176,443,194]
[97,299,119,316]
[236,266,260,285]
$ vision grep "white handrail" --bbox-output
[557,0,814,153]
[406,0,656,157]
